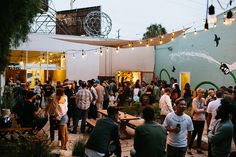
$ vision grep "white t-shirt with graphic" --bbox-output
[163,112,194,147]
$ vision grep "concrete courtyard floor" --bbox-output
[41,120,219,157]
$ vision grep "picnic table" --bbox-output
[97,109,140,139]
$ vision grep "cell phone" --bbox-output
[176,123,181,130]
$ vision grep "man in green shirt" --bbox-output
[131,106,167,157]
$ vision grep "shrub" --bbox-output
[0,132,53,157]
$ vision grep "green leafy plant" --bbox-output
[0,132,53,157]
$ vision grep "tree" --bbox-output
[0,0,41,73]
[143,24,167,39]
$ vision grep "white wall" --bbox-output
[66,47,100,81]
[99,46,155,76]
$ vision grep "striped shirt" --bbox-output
[76,88,92,110]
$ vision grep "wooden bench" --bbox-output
[86,118,99,133]
[0,127,32,132]
[127,119,144,129]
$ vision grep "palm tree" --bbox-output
[143,24,167,39]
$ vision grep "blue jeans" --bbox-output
[73,108,87,133]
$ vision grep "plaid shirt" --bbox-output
[75,88,92,110]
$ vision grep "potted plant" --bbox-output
[1,83,15,116]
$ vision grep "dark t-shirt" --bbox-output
[86,117,120,154]
[21,101,36,127]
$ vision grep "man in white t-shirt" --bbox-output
[206,90,224,157]
[163,97,194,157]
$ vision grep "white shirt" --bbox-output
[207,98,222,130]
[109,95,117,106]
[163,112,194,147]
[58,95,68,117]
[159,94,174,116]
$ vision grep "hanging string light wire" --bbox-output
[216,0,234,10]
[205,0,209,30]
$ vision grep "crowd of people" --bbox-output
[2,77,236,157]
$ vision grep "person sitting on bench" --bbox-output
[20,91,47,131]
[85,106,121,157]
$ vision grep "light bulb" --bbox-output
[194,28,197,35]
[116,47,119,53]
[72,54,75,59]
[82,53,85,58]
[20,60,23,65]
[209,5,217,24]
[209,15,217,24]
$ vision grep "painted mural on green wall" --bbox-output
[155,8,236,90]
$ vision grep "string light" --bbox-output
[42,53,45,63]
[131,43,134,50]
[194,28,197,35]
[20,58,23,65]
[99,47,103,56]
[72,53,75,59]
[19,53,23,65]
[159,38,163,44]
[62,52,66,60]
[183,30,186,38]
[209,4,217,24]
[146,40,149,47]
[224,9,234,25]
[82,50,86,58]
[116,47,119,53]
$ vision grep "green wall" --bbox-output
[155,12,236,90]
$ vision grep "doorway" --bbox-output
[179,72,190,91]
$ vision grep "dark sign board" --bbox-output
[56,6,101,36]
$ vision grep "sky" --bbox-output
[52,0,235,39]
